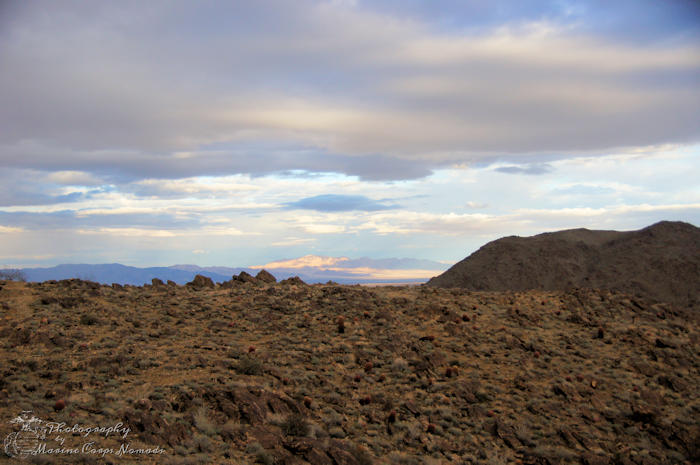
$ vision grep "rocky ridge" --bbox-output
[427,221,700,314]
[0,277,698,464]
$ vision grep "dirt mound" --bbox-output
[427,221,700,312]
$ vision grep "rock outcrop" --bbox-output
[255,269,277,283]
[186,274,215,289]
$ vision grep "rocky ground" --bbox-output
[0,276,698,464]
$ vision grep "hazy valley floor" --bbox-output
[0,279,698,464]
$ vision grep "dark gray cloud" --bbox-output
[0,142,436,182]
[0,210,199,230]
[0,0,698,183]
[285,194,399,212]
[0,168,116,207]
[0,189,85,207]
[0,169,101,206]
[495,164,553,175]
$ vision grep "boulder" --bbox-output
[186,274,215,289]
[234,271,258,284]
[280,276,306,286]
[255,269,277,283]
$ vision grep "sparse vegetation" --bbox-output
[280,413,309,437]
[246,442,275,465]
[0,279,697,464]
[193,407,217,436]
[235,354,263,375]
[79,313,100,325]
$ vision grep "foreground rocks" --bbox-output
[0,279,698,464]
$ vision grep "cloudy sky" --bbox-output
[1,0,699,269]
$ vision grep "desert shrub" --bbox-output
[281,413,309,437]
[80,313,100,325]
[514,423,534,446]
[191,433,214,453]
[193,407,217,436]
[329,426,346,438]
[164,455,211,465]
[172,445,188,456]
[246,442,275,465]
[322,408,344,427]
[388,451,424,465]
[236,355,263,375]
[337,316,345,333]
[475,390,491,402]
[265,412,285,425]
[28,455,53,465]
[220,420,246,441]
[529,446,578,461]
[350,445,373,465]
[391,357,409,372]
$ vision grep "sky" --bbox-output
[0,0,699,269]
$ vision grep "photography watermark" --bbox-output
[4,411,166,460]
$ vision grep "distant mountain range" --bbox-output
[5,255,449,285]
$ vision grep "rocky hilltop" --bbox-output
[427,221,700,313]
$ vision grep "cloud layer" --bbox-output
[1,1,698,182]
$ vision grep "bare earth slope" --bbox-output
[1,279,698,464]
[427,221,700,313]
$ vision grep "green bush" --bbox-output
[236,355,263,375]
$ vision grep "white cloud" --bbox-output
[355,211,517,235]
[46,171,103,186]
[132,177,259,197]
[255,255,348,269]
[300,223,347,234]
[74,225,254,238]
[465,201,488,209]
[515,203,700,219]
[336,267,439,280]
[0,226,24,233]
[251,253,444,280]
[354,202,700,237]
[76,228,179,238]
[394,25,699,71]
[201,226,252,236]
[269,237,317,247]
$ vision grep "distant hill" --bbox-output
[17,263,235,286]
[5,256,448,286]
[427,221,700,312]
